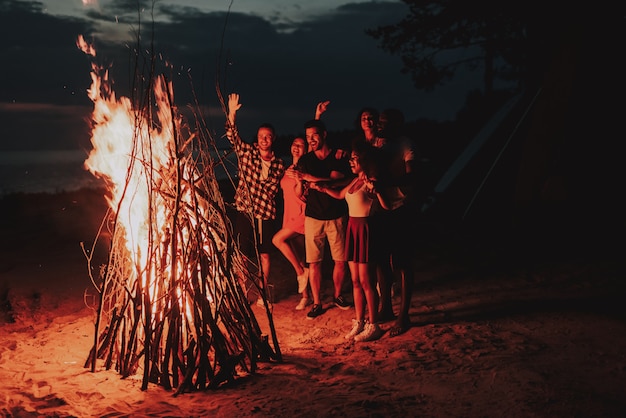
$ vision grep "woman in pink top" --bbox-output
[272,137,311,310]
[310,141,389,342]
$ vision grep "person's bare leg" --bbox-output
[350,263,364,321]
[376,260,395,321]
[260,252,270,292]
[309,261,323,305]
[359,263,378,324]
[332,260,348,299]
[272,229,305,276]
[391,267,413,336]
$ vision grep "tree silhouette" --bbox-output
[365,1,586,98]
[366,1,625,239]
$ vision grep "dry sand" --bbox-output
[1,188,625,417]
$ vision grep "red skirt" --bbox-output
[345,216,370,263]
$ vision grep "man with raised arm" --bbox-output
[225,93,286,307]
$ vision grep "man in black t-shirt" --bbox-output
[292,119,353,319]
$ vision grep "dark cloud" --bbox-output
[0,0,476,151]
[0,0,96,151]
[0,0,95,105]
[143,2,474,136]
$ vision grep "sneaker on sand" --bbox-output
[354,322,382,342]
[295,297,312,311]
[344,319,365,340]
[333,295,352,310]
[306,304,323,319]
[296,267,309,294]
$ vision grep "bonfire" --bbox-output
[75,35,280,394]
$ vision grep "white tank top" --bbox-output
[345,179,374,217]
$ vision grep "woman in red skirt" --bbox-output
[310,140,389,342]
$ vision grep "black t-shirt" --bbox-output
[298,149,350,220]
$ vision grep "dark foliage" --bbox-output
[366,1,617,97]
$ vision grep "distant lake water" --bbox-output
[0,150,103,196]
[0,149,236,197]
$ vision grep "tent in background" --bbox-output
[422,19,625,254]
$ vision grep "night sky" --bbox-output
[0,0,479,152]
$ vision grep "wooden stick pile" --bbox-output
[83,74,281,393]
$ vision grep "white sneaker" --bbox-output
[344,319,365,340]
[354,322,382,342]
[296,267,309,294]
[295,297,312,311]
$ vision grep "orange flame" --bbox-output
[77,35,208,324]
[76,35,278,388]
[80,45,169,267]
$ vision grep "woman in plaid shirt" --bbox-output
[225,93,286,306]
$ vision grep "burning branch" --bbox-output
[77,34,280,393]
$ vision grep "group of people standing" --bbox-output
[224,93,421,343]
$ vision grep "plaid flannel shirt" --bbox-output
[225,125,285,220]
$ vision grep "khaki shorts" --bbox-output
[304,216,347,263]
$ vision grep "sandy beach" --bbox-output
[1,187,625,417]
